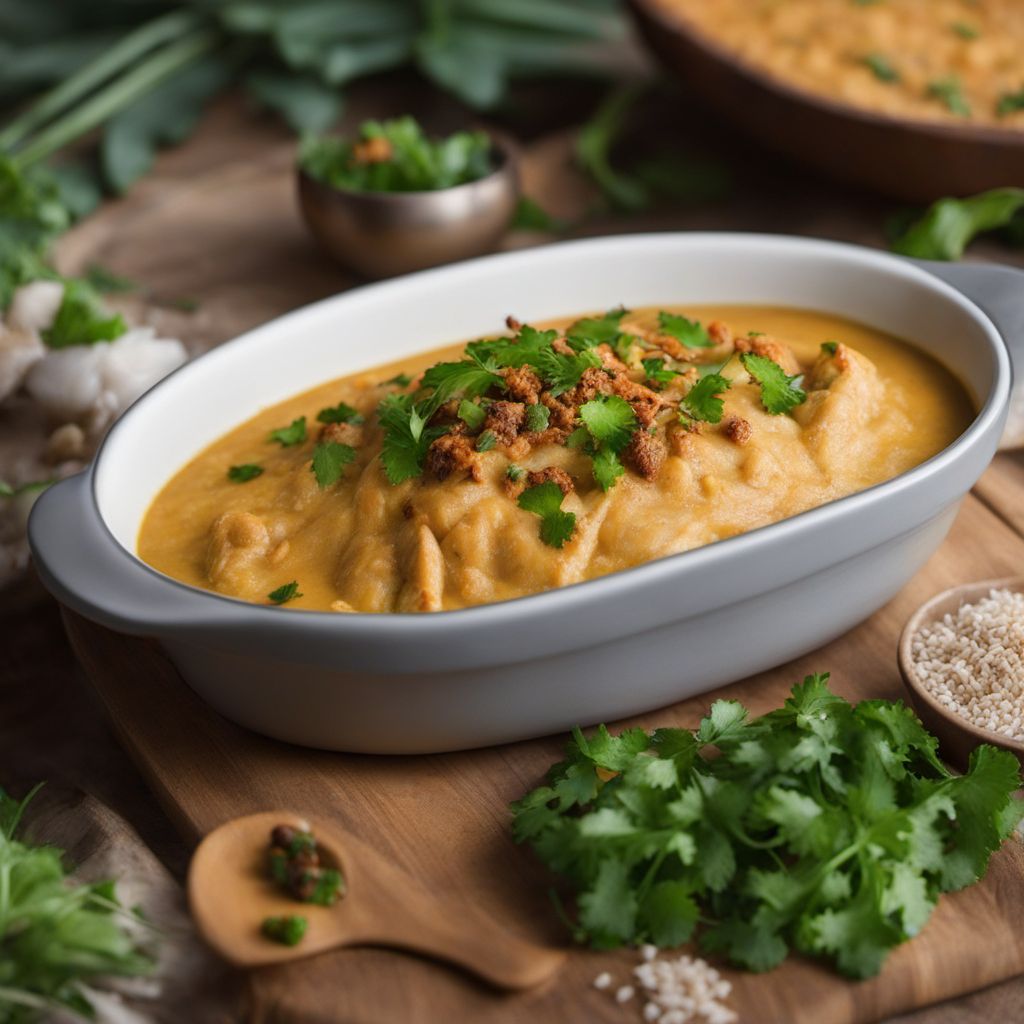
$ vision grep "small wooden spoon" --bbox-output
[898,576,1024,771]
[187,810,565,989]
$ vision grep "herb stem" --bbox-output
[0,10,204,153]
[10,28,221,170]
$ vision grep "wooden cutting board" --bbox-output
[60,468,1024,1024]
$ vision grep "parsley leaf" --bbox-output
[268,581,302,604]
[228,463,264,483]
[681,372,731,424]
[268,416,307,447]
[525,403,550,432]
[311,441,356,488]
[657,311,714,348]
[41,279,127,349]
[518,481,576,548]
[511,674,1024,978]
[377,392,446,485]
[316,401,363,425]
[742,353,807,415]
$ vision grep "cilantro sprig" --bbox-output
[576,394,637,491]
[377,392,448,485]
[268,417,307,447]
[228,463,264,483]
[311,441,355,488]
[741,353,807,415]
[518,482,576,548]
[316,401,363,425]
[658,312,714,349]
[512,674,1023,977]
[680,372,731,424]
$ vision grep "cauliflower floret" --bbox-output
[24,327,187,432]
[7,280,64,334]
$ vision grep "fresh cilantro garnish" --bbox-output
[419,359,504,415]
[680,372,731,424]
[742,353,807,415]
[657,311,714,349]
[951,21,979,40]
[262,915,308,946]
[311,441,355,488]
[316,401,363,425]
[41,279,127,349]
[518,481,576,548]
[577,394,637,491]
[309,868,344,906]
[476,430,497,452]
[466,325,558,369]
[382,373,412,388]
[506,463,526,482]
[512,674,1024,977]
[821,340,839,356]
[927,77,971,116]
[458,398,486,431]
[863,53,899,83]
[0,785,155,1016]
[536,346,602,396]
[268,581,302,605]
[997,88,1024,116]
[566,308,629,350]
[641,357,679,389]
[268,416,307,447]
[377,392,447,485]
[227,464,264,483]
[525,403,550,432]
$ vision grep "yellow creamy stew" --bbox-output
[660,0,1024,127]
[138,305,972,613]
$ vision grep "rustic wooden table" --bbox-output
[2,85,1023,1023]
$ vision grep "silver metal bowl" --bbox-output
[297,141,519,279]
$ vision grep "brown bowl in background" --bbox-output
[628,0,1024,203]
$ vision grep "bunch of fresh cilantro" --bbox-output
[512,674,1023,979]
[0,786,155,1023]
[300,118,493,193]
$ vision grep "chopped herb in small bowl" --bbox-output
[296,116,519,279]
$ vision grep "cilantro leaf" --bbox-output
[639,881,698,946]
[457,398,486,431]
[525,403,550,432]
[476,430,497,452]
[566,308,629,350]
[268,581,302,604]
[578,859,637,947]
[642,357,679,388]
[377,393,446,485]
[466,325,557,369]
[579,394,636,450]
[997,88,1024,116]
[506,463,526,482]
[268,416,307,447]
[228,464,264,483]
[42,279,127,349]
[681,372,731,424]
[658,311,714,348]
[863,53,899,83]
[419,359,504,414]
[518,482,576,548]
[382,373,412,388]
[316,401,363,425]
[535,346,602,396]
[590,446,625,491]
[927,76,971,117]
[742,353,807,415]
[311,441,356,488]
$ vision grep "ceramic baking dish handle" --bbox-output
[28,470,232,635]
[914,259,1024,449]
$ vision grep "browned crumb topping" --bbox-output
[722,415,753,446]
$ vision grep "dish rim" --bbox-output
[630,0,1024,147]
[84,231,1012,630]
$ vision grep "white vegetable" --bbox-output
[7,279,64,333]
[24,327,186,430]
[0,323,45,403]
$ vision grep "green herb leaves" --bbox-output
[377,392,446,485]
[316,401,363,425]
[658,312,714,349]
[262,915,308,946]
[511,675,1024,977]
[311,441,355,489]
[742,353,807,415]
[0,785,154,1017]
[268,416,307,447]
[890,187,1024,260]
[863,53,899,83]
[268,581,302,605]
[577,394,637,491]
[42,279,127,348]
[680,372,731,424]
[525,403,550,432]
[927,76,971,117]
[228,463,263,483]
[518,481,576,548]
[300,117,492,193]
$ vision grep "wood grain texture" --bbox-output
[61,493,1024,1024]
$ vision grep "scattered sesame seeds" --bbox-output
[911,588,1024,741]
[593,950,736,1023]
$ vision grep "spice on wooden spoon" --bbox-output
[187,811,564,989]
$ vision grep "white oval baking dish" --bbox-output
[28,234,1016,753]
